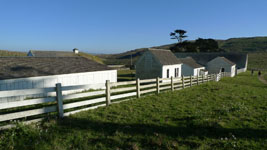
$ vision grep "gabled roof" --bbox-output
[28,50,78,57]
[0,57,112,80]
[219,57,236,66]
[175,52,247,69]
[179,57,203,68]
[149,49,181,65]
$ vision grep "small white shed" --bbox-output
[206,57,236,77]
[180,57,207,76]
[136,49,182,79]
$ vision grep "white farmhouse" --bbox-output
[179,57,207,76]
[136,49,182,79]
[206,57,236,77]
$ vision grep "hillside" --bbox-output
[218,37,267,52]
[97,36,267,67]
[1,72,266,149]
[0,50,26,56]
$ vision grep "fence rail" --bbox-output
[0,72,229,130]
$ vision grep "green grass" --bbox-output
[0,50,26,56]
[117,69,136,81]
[78,52,104,64]
[0,72,266,150]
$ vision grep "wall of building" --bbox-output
[135,52,162,79]
[181,64,194,76]
[207,58,235,77]
[0,70,117,103]
[162,64,182,78]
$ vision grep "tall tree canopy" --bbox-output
[170,29,187,43]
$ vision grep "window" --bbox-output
[175,68,179,77]
[221,68,225,72]
[175,68,177,77]
[167,69,169,78]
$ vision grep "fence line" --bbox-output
[0,72,229,130]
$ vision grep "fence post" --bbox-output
[190,75,192,87]
[197,75,199,85]
[171,77,174,91]
[202,74,204,83]
[105,80,111,106]
[56,83,64,118]
[136,78,140,98]
[182,75,185,89]
[156,77,160,94]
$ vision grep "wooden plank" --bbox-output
[111,81,136,86]
[140,84,156,89]
[111,86,136,93]
[140,79,156,83]
[63,104,106,117]
[136,78,140,98]
[63,97,106,110]
[0,97,56,110]
[106,80,111,106]
[0,106,57,122]
[160,81,171,86]
[160,86,171,90]
[111,92,136,100]
[62,90,105,100]
[182,75,185,89]
[190,75,192,87]
[171,77,174,91]
[156,77,160,94]
[141,88,157,94]
[61,83,104,91]
[0,87,55,98]
[56,83,64,118]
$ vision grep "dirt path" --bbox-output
[258,74,267,84]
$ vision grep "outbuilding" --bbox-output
[136,49,182,79]
[0,57,117,103]
[179,57,207,76]
[206,57,236,77]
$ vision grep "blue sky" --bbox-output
[0,0,266,53]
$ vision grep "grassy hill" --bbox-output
[0,50,26,56]
[218,37,267,52]
[0,72,266,149]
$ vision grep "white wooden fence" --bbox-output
[0,72,228,130]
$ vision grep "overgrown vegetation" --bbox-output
[0,50,26,56]
[0,72,266,150]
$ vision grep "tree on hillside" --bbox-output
[195,38,219,52]
[170,29,188,43]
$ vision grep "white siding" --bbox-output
[0,70,117,103]
[162,64,182,78]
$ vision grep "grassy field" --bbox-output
[0,50,26,56]
[0,72,266,150]
[248,52,267,70]
[117,69,136,81]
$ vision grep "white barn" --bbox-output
[136,49,182,79]
[206,57,236,77]
[180,57,207,76]
[0,57,117,103]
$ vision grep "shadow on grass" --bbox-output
[57,117,267,140]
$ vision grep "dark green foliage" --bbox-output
[1,72,266,150]
[170,29,188,43]
[170,38,222,53]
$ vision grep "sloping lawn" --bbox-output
[0,72,266,150]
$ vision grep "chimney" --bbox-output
[73,48,79,54]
